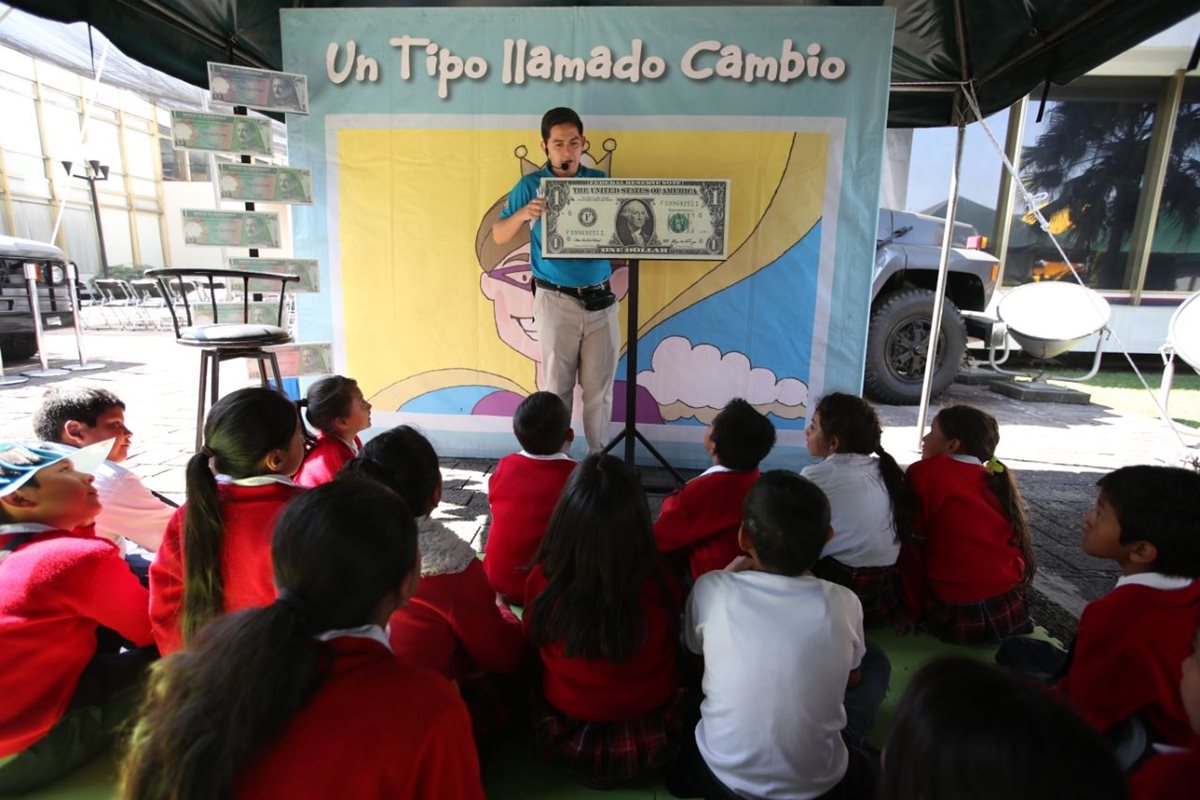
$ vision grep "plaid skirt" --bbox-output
[812,557,901,623]
[531,688,698,788]
[920,583,1034,644]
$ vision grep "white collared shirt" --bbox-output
[338,435,361,456]
[802,453,900,568]
[214,473,297,488]
[517,450,574,461]
[1115,572,1195,591]
[698,464,733,478]
[950,454,983,466]
[0,522,57,536]
[315,623,393,652]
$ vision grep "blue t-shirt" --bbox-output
[499,163,612,287]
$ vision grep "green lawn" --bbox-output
[1048,368,1200,428]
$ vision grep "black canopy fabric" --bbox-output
[6,0,1200,127]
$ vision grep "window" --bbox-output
[1145,98,1200,292]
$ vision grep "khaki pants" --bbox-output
[534,286,620,452]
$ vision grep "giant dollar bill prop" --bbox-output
[218,164,313,204]
[171,111,272,156]
[208,62,309,115]
[542,178,729,260]
[182,210,281,248]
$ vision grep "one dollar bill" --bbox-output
[542,178,729,260]
[229,258,319,293]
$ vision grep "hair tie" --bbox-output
[984,456,1005,475]
[276,588,309,618]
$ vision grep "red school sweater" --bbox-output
[654,468,759,580]
[0,524,153,756]
[524,561,681,722]
[484,453,577,603]
[902,454,1025,608]
[1129,744,1200,800]
[150,481,302,655]
[1057,578,1200,746]
[389,517,524,682]
[295,433,360,488]
[235,634,484,800]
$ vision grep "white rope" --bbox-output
[961,85,1196,455]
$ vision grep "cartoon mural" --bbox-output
[281,6,893,467]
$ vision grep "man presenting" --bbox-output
[492,107,619,453]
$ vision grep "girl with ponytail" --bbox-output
[121,479,484,800]
[901,405,1035,644]
[294,375,372,487]
[149,387,305,655]
[801,392,912,623]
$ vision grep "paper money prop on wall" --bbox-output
[208,63,310,115]
[246,343,332,379]
[229,258,320,292]
[218,165,314,204]
[182,210,281,248]
[171,111,272,157]
[280,6,893,469]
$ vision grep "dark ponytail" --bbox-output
[302,376,357,441]
[814,393,914,544]
[122,478,418,800]
[181,387,300,642]
[934,405,1035,585]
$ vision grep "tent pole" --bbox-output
[915,115,967,450]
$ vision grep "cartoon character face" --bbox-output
[480,243,540,361]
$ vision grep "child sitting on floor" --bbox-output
[655,398,776,581]
[150,388,305,655]
[801,392,910,623]
[120,479,484,800]
[341,426,523,733]
[1129,619,1200,798]
[485,391,577,604]
[999,465,1200,754]
[526,454,689,789]
[294,375,372,487]
[666,471,890,800]
[0,442,155,795]
[33,386,174,554]
[880,657,1124,800]
[901,405,1035,643]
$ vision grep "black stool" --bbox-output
[146,268,298,450]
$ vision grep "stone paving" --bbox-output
[3,327,1198,640]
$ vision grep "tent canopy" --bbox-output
[6,0,1200,127]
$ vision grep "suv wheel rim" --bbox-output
[887,318,945,380]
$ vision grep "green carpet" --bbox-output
[19,627,1060,799]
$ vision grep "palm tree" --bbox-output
[1021,100,1200,289]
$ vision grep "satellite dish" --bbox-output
[1167,291,1200,372]
[998,282,1111,360]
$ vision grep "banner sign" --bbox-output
[281,6,894,468]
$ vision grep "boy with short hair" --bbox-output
[667,471,889,800]
[654,398,776,580]
[1056,465,1200,747]
[0,442,154,794]
[484,391,577,603]
[33,386,173,552]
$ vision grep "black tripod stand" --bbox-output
[601,259,686,487]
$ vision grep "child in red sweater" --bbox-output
[0,441,154,795]
[295,375,372,487]
[1130,621,1200,798]
[901,405,1035,644]
[485,391,577,603]
[1001,465,1200,760]
[120,479,484,799]
[150,388,305,654]
[526,454,689,789]
[654,398,776,581]
[340,427,523,720]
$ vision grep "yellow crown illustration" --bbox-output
[514,137,617,176]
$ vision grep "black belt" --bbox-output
[534,278,610,298]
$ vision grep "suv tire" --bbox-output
[864,287,966,405]
[0,332,37,362]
